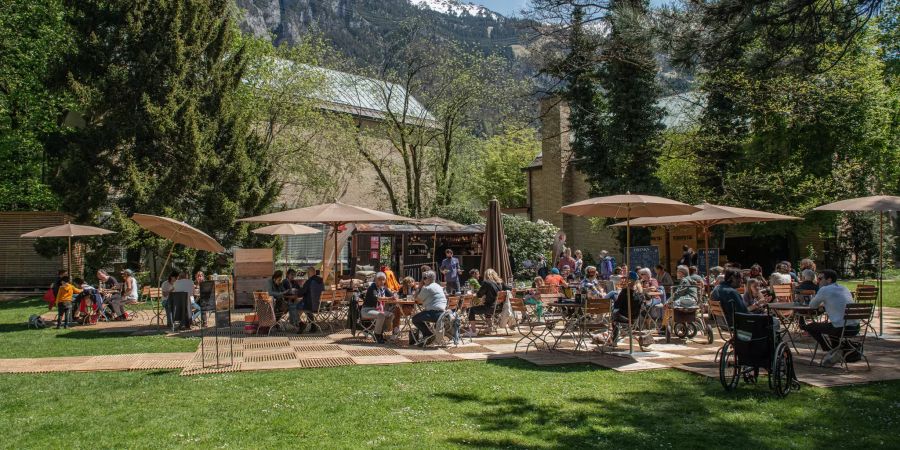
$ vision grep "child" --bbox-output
[524,276,545,320]
[55,276,82,329]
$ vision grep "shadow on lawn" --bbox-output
[439,358,835,449]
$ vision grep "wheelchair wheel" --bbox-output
[686,322,698,339]
[719,341,740,391]
[705,323,714,344]
[771,342,796,398]
[673,322,687,338]
[664,325,672,343]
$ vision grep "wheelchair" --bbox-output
[719,312,799,397]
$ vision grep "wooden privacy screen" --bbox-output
[0,212,77,288]
[234,248,274,307]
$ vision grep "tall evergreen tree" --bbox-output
[47,0,278,272]
[594,0,663,195]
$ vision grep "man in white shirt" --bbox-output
[800,269,859,367]
[411,271,447,346]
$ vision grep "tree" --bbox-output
[473,125,541,208]
[47,0,278,274]
[503,215,560,280]
[0,0,68,211]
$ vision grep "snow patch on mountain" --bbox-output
[409,0,501,20]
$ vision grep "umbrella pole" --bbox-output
[626,208,633,354]
[67,236,73,276]
[155,242,176,327]
[879,212,884,336]
[334,224,339,288]
[705,226,710,281]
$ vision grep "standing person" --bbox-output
[361,272,396,344]
[381,265,401,292]
[439,249,462,294]
[97,270,127,321]
[799,270,859,367]
[120,269,139,304]
[55,276,81,329]
[411,271,448,347]
[599,250,615,280]
[573,250,584,278]
[557,248,577,273]
[551,231,566,267]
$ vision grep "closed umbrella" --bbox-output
[814,195,900,335]
[480,199,513,283]
[560,193,700,353]
[21,222,116,276]
[613,202,801,277]
[238,202,412,285]
[251,223,321,272]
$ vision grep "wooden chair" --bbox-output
[538,285,559,295]
[315,289,345,332]
[854,286,879,336]
[511,295,543,353]
[580,297,612,352]
[771,284,794,303]
[811,304,875,371]
[253,291,276,336]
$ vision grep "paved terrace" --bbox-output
[2,308,899,388]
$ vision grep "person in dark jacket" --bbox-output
[464,269,510,337]
[609,273,646,345]
[361,272,396,343]
[712,268,748,327]
[297,266,325,333]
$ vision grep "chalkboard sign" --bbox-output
[629,246,660,271]
[698,248,720,275]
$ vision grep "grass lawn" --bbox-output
[839,280,900,307]
[0,297,197,359]
[1,360,898,449]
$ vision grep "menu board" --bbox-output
[628,246,660,271]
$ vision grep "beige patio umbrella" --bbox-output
[238,201,412,285]
[21,222,116,276]
[613,202,801,277]
[251,223,321,272]
[560,193,700,353]
[480,199,513,284]
[131,213,225,285]
[814,195,900,335]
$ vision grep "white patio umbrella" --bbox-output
[21,222,116,276]
[251,223,321,272]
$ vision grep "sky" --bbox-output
[477,0,673,17]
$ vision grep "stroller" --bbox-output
[719,312,799,397]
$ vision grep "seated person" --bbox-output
[711,268,748,327]
[747,264,768,286]
[609,273,645,345]
[742,278,770,313]
[464,269,510,337]
[672,265,703,307]
[524,276,545,320]
[172,272,200,326]
[544,268,566,287]
[637,267,664,321]
[267,270,288,314]
[96,269,127,320]
[296,266,325,333]
[120,269,139,304]
[655,265,674,293]
[580,266,605,296]
[799,269,859,367]
[769,262,793,286]
[360,272,396,344]
[605,267,623,299]
[467,269,481,293]
[411,271,448,346]
[794,269,819,296]
[397,276,418,298]
[560,265,576,284]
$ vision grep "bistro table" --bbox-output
[767,302,824,354]
[382,298,421,336]
[548,302,586,351]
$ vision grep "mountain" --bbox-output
[235,0,532,65]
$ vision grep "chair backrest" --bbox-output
[141,285,151,296]
[447,296,459,310]
[855,286,878,303]
[461,295,474,309]
[538,285,558,295]
[253,292,276,327]
[497,290,508,304]
[844,303,875,321]
[584,297,611,316]
[508,296,528,313]
[772,284,793,302]
[147,287,162,300]
[539,293,559,306]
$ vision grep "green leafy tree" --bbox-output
[0,0,68,211]
[474,126,540,208]
[46,0,278,275]
[503,215,560,280]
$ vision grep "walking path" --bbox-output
[2,307,899,388]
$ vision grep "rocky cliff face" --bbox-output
[234,0,529,64]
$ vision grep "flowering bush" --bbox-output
[502,214,559,280]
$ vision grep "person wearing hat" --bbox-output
[120,269,139,304]
[544,267,567,287]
